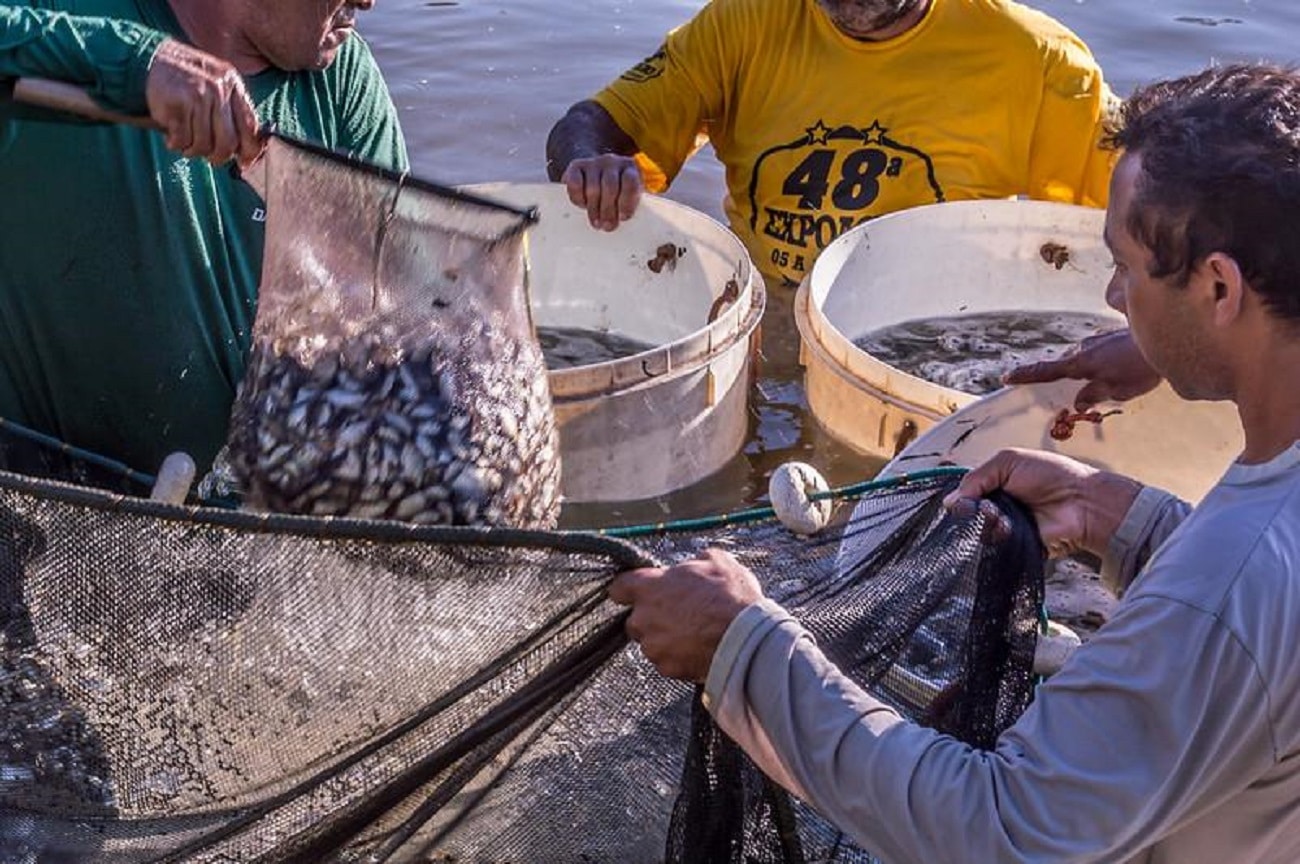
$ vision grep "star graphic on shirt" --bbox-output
[862,120,888,145]
[805,120,833,145]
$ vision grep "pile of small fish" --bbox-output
[226,323,560,529]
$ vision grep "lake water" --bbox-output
[359,0,1299,525]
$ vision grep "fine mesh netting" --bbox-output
[0,466,1043,862]
[223,135,561,528]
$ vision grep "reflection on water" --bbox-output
[359,0,1298,524]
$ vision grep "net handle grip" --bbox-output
[6,77,268,197]
[8,77,158,130]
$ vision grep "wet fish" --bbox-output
[226,321,561,529]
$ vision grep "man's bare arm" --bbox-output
[546,100,644,230]
[546,100,637,179]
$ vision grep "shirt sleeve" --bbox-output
[0,4,165,114]
[590,3,730,192]
[1024,32,1117,208]
[1100,486,1193,595]
[704,593,1275,863]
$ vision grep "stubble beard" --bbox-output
[819,0,923,34]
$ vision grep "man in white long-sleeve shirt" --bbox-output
[609,63,1300,863]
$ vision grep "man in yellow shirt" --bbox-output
[546,0,1116,290]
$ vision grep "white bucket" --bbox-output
[463,183,762,503]
[794,199,1122,460]
[882,380,1243,504]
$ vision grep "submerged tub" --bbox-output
[465,183,763,503]
[794,199,1121,460]
[882,380,1242,504]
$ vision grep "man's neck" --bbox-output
[165,0,268,74]
[856,0,933,42]
[1232,336,1300,464]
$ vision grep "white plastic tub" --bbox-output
[795,200,1122,460]
[882,380,1243,504]
[464,183,762,503]
[878,380,1243,650]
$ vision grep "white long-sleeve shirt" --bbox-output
[705,443,1300,863]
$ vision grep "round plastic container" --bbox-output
[882,380,1243,504]
[795,199,1121,460]
[464,183,763,503]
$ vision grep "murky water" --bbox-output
[855,310,1119,396]
[538,326,655,370]
[359,0,1300,524]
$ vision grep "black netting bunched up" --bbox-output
[661,475,1044,864]
[0,466,1043,862]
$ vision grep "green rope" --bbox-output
[600,466,971,538]
[0,416,245,508]
[0,420,984,543]
[0,415,158,490]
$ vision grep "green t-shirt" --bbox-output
[0,0,408,479]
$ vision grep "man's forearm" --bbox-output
[0,6,164,112]
[1100,485,1191,594]
[705,593,1271,864]
[545,99,637,180]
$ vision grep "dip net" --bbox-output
[0,467,1043,862]
[225,134,561,529]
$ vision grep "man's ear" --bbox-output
[1200,252,1246,327]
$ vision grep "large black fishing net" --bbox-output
[0,466,1043,862]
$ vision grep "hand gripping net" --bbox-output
[224,135,560,528]
[0,467,1042,862]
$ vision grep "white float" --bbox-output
[464,183,762,503]
[794,199,1121,461]
[768,461,833,536]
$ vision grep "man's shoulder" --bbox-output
[1130,475,1300,616]
[265,33,388,116]
[941,0,1097,61]
[325,31,386,84]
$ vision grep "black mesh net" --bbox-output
[0,466,1042,862]
[660,477,1043,864]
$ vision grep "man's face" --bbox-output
[815,0,919,38]
[1104,154,1230,400]
[243,0,375,72]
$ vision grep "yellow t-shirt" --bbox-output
[595,0,1117,286]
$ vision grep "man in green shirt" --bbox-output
[0,0,408,489]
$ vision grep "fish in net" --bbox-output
[223,134,560,528]
[0,465,1042,862]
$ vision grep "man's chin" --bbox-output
[305,33,350,70]
[1166,377,1231,403]
[307,47,341,71]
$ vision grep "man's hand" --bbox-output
[943,448,1141,558]
[608,549,763,682]
[560,154,644,231]
[146,39,263,168]
[546,100,643,230]
[1006,327,1162,412]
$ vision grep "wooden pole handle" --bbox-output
[10,77,158,129]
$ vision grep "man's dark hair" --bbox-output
[1107,63,1300,321]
